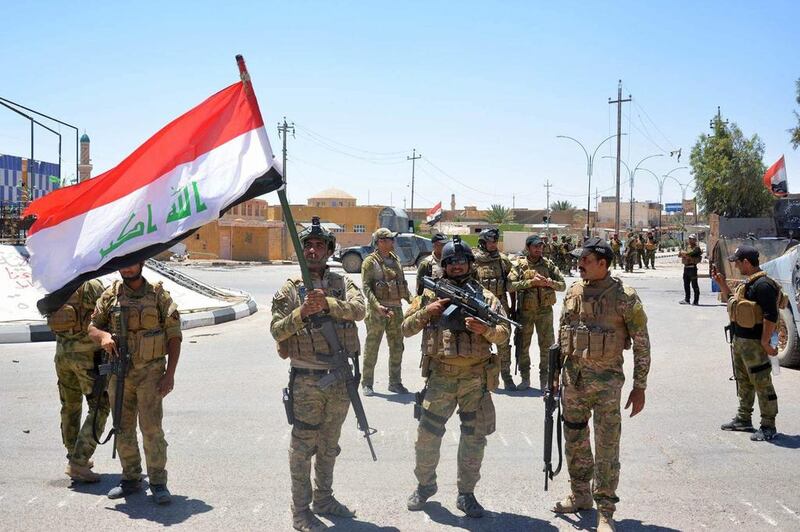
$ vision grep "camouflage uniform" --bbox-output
[609,239,622,270]
[50,280,109,468]
[91,279,182,486]
[558,274,650,516]
[361,250,410,387]
[403,279,510,496]
[623,235,637,273]
[473,248,515,379]
[635,236,644,269]
[416,253,444,296]
[270,269,365,516]
[507,255,566,386]
[644,238,657,269]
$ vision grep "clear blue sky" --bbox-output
[1,1,798,211]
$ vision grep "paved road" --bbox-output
[1,259,799,531]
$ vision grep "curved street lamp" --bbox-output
[602,153,663,230]
[556,133,619,238]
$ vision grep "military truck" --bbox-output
[332,233,434,273]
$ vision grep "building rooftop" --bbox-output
[309,188,355,200]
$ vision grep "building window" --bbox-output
[354,224,366,233]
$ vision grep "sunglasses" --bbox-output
[446,257,470,265]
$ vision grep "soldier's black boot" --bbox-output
[150,484,171,505]
[312,495,355,517]
[456,492,485,518]
[720,417,755,432]
[388,382,410,394]
[407,484,437,511]
[751,426,777,441]
[107,479,142,499]
[293,508,327,531]
[502,373,516,391]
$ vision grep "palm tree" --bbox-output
[551,200,576,211]
[485,204,515,224]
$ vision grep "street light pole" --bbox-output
[557,133,618,239]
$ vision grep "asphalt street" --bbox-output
[1,257,799,531]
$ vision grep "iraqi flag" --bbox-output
[763,155,788,197]
[426,201,443,226]
[25,68,282,314]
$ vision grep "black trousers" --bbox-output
[683,267,699,303]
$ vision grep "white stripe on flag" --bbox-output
[28,127,274,292]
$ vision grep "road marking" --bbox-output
[27,496,37,504]
[520,432,533,448]
[777,501,800,521]
[741,500,777,527]
[498,433,509,447]
[252,503,263,514]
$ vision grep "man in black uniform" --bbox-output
[678,234,702,305]
[713,245,780,441]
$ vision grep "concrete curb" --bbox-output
[0,298,258,344]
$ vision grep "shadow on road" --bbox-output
[556,511,681,531]
[423,501,557,531]
[494,387,543,398]
[107,492,213,526]
[769,433,800,449]
[326,516,400,531]
[370,392,415,405]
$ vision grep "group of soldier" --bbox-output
[45,220,784,532]
[608,231,659,273]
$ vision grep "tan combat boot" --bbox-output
[65,461,100,483]
[597,511,616,531]
[293,508,327,532]
[552,492,593,513]
[311,496,355,517]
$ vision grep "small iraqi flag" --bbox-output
[763,155,788,197]
[24,62,283,314]
[426,201,443,226]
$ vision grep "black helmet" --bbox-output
[478,228,500,250]
[441,236,474,265]
[298,216,336,253]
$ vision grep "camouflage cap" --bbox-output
[373,227,396,240]
[525,234,543,246]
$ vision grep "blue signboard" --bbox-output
[664,203,683,213]
[0,154,60,203]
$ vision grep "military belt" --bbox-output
[293,367,335,376]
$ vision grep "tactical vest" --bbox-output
[369,253,407,306]
[610,240,621,252]
[645,241,657,251]
[421,297,492,364]
[282,275,360,368]
[559,277,629,367]
[48,283,92,335]
[517,258,557,311]
[727,271,789,329]
[681,247,702,266]
[112,280,167,366]
[422,254,444,280]
[474,252,508,299]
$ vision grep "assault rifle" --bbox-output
[421,276,521,331]
[543,343,563,491]
[277,194,377,461]
[94,306,130,458]
[723,324,738,395]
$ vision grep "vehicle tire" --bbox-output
[415,253,431,268]
[342,253,363,274]
[776,306,800,367]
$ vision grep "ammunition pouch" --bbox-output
[560,325,626,361]
[135,330,166,363]
[48,304,80,333]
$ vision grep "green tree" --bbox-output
[485,204,515,224]
[791,78,800,149]
[689,115,772,217]
[550,200,576,211]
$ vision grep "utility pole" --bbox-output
[609,80,631,237]
[407,148,421,230]
[277,116,295,195]
[709,106,728,134]
[544,180,552,230]
[594,187,600,236]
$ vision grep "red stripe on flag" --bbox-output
[25,81,263,235]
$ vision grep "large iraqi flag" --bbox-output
[25,67,283,314]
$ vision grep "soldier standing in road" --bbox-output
[404,238,509,518]
[88,262,182,504]
[623,232,637,273]
[713,245,781,442]
[50,279,109,483]
[678,234,702,305]
[361,228,411,395]
[634,233,644,269]
[553,237,651,532]
[416,233,448,296]
[271,222,365,532]
[609,234,622,270]
[560,236,572,275]
[644,233,657,269]
[542,235,552,262]
[473,228,517,390]
[507,235,566,390]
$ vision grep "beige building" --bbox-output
[307,188,357,208]
[598,197,660,229]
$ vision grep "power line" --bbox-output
[293,123,408,157]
